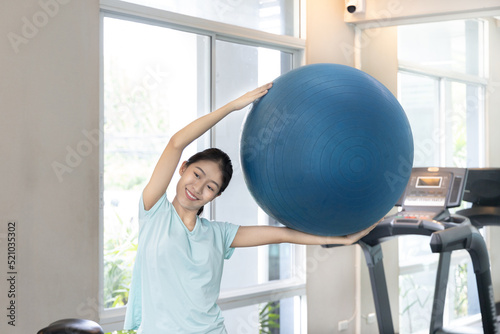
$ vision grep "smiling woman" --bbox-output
[123,85,273,333]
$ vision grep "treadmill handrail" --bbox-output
[456,206,500,228]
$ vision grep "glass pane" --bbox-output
[398,72,440,167]
[443,80,483,167]
[398,247,476,334]
[445,258,480,326]
[103,17,210,308]
[214,40,294,291]
[222,296,301,333]
[118,0,299,37]
[397,236,442,334]
[398,20,484,76]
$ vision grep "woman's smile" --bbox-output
[185,188,200,201]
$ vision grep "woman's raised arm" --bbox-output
[142,83,272,210]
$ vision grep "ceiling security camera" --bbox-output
[345,0,365,14]
[346,0,357,13]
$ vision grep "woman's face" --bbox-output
[175,160,224,212]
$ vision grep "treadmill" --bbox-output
[457,168,500,329]
[325,167,498,333]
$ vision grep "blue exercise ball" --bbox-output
[240,63,414,236]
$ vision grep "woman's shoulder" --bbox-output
[139,192,172,219]
[200,217,239,233]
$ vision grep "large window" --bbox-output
[100,1,305,332]
[397,19,487,333]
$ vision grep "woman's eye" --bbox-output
[194,172,199,178]
[207,185,214,191]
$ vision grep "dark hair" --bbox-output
[184,148,233,216]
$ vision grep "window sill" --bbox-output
[100,306,127,333]
[218,277,306,310]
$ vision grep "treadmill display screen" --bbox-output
[416,176,442,188]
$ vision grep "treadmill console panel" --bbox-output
[399,168,468,209]
[404,173,450,207]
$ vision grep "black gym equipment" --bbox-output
[325,167,499,334]
[457,168,500,330]
[37,318,104,334]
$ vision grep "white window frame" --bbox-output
[398,61,488,168]
[98,0,306,331]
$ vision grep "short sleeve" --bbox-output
[222,222,240,259]
[139,192,168,223]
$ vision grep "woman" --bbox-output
[124,83,377,333]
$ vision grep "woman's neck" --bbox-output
[172,197,198,231]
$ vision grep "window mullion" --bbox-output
[439,78,447,166]
[209,32,216,221]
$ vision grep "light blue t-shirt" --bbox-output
[124,193,239,333]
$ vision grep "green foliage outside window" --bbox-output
[259,301,280,334]
[104,208,138,308]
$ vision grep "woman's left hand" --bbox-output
[228,82,273,111]
[343,220,381,245]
